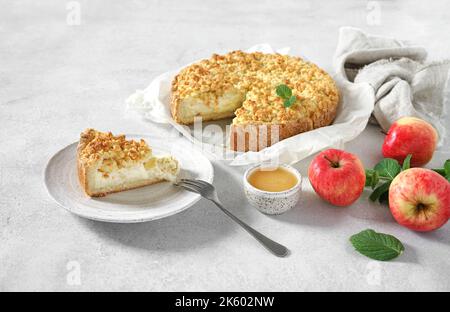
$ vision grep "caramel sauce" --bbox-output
[248,167,298,192]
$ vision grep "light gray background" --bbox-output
[1,0,449,291]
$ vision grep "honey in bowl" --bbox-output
[247,167,298,192]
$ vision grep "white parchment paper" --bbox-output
[126,44,373,166]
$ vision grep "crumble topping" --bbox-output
[171,50,339,124]
[78,129,152,170]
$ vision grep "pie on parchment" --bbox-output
[170,51,339,151]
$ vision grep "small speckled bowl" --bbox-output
[243,164,302,215]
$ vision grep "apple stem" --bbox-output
[324,155,340,168]
[380,130,388,135]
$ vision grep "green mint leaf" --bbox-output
[276,84,292,99]
[371,171,379,189]
[365,169,374,187]
[374,158,401,180]
[402,154,412,171]
[365,169,379,189]
[444,159,450,174]
[369,181,391,202]
[444,159,450,181]
[432,168,446,176]
[350,229,404,261]
[378,191,389,205]
[283,95,297,108]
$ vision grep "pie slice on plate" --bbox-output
[77,129,179,197]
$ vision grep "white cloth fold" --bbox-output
[334,27,450,151]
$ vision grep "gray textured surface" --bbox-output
[1,0,450,291]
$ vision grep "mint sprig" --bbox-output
[276,84,298,108]
[365,155,450,204]
[350,229,404,261]
[364,169,379,189]
[374,158,401,179]
[369,181,391,202]
[365,155,411,204]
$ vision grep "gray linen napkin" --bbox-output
[334,27,450,151]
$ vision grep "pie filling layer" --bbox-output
[89,156,179,194]
[177,87,245,124]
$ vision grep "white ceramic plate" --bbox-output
[45,134,213,223]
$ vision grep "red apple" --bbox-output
[382,116,438,167]
[389,168,450,232]
[308,149,366,207]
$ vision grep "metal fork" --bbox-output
[175,179,289,257]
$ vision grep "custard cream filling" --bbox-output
[91,156,179,191]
